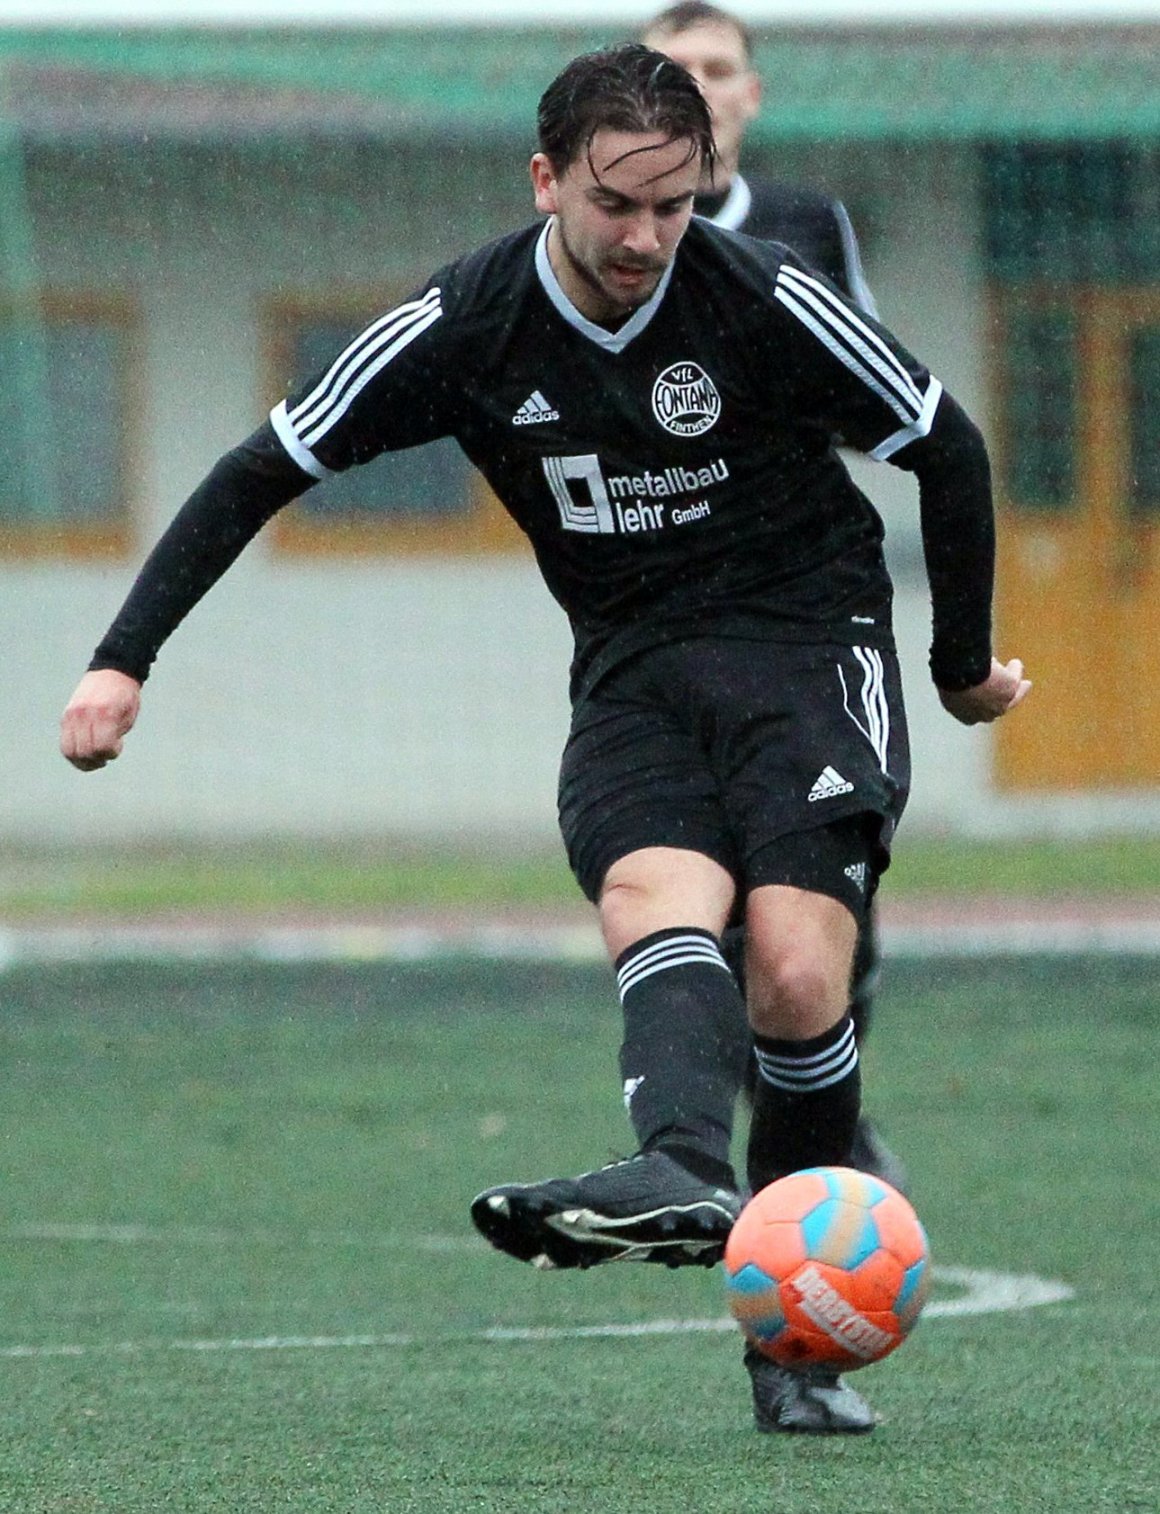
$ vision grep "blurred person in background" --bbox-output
[643,0,897,1187]
[642,1,876,310]
[60,44,1029,1436]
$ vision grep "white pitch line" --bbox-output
[6,1222,482,1252]
[0,923,609,970]
[0,1265,1074,1361]
[1,914,1159,968]
[879,921,1160,957]
[175,1333,413,1353]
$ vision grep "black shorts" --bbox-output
[557,637,910,915]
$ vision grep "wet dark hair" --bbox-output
[537,43,716,181]
[643,2,755,63]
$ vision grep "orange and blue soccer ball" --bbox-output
[723,1166,930,1371]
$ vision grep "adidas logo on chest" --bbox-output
[513,390,560,426]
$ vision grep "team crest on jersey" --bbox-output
[651,362,721,437]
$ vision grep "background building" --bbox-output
[2,14,1158,842]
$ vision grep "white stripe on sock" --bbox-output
[754,1022,859,1093]
[616,933,731,1002]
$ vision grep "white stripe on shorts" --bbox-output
[838,646,890,773]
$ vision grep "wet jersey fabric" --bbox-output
[90,217,991,699]
[270,218,944,700]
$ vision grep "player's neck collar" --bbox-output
[701,174,751,231]
[534,220,675,354]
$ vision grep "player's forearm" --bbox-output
[89,429,308,682]
[907,397,996,692]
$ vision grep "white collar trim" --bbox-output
[707,174,752,231]
[534,220,673,353]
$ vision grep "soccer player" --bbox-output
[641,0,899,1189]
[60,46,1030,1434]
[642,2,876,310]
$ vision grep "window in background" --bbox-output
[0,295,137,557]
[991,292,1079,514]
[262,296,523,555]
[983,142,1160,286]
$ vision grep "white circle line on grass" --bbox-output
[925,1265,1075,1316]
[0,1264,1074,1360]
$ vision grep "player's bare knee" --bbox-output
[598,872,654,939]
[597,849,735,958]
[746,946,849,1039]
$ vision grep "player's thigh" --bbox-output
[599,845,737,958]
[557,687,738,906]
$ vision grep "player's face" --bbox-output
[531,128,701,324]
[643,20,760,180]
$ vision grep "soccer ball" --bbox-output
[723,1166,930,1371]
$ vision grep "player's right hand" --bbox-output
[60,668,142,771]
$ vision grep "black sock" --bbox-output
[616,927,750,1188]
[746,1014,861,1193]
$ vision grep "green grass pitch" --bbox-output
[0,954,1156,1512]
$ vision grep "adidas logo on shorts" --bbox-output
[513,390,560,426]
[808,765,855,802]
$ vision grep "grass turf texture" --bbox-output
[0,834,1158,916]
[0,955,1156,1512]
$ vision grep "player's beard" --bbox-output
[555,220,665,319]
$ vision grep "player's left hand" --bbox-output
[938,657,1031,726]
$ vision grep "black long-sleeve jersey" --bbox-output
[92,217,994,699]
[694,173,877,314]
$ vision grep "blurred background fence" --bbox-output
[2,12,1159,845]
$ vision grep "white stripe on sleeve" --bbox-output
[269,399,332,480]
